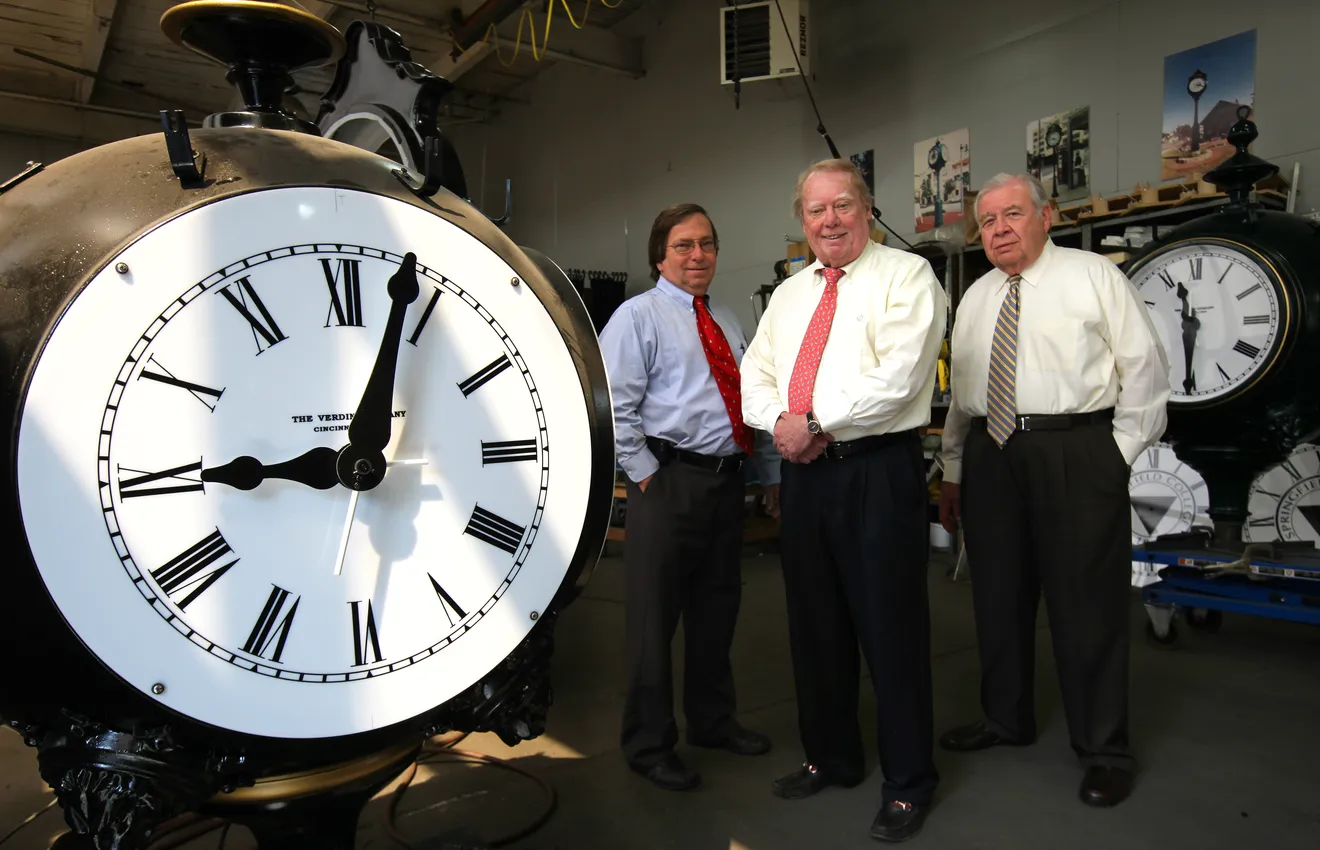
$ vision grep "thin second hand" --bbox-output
[333,488,360,577]
[334,458,426,576]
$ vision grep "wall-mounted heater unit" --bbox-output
[720,0,811,85]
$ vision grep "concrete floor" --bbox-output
[3,544,1320,850]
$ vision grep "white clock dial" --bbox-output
[16,187,594,739]
[1131,240,1286,404]
[1244,444,1320,543]
[1129,443,1212,587]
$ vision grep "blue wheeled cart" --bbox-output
[1133,531,1320,648]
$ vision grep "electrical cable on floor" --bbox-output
[0,731,556,850]
[472,0,625,68]
[770,0,915,249]
[0,797,56,847]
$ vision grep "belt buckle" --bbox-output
[716,455,740,473]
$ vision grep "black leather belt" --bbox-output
[820,429,918,460]
[646,437,746,474]
[971,408,1114,432]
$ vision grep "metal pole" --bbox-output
[0,89,203,124]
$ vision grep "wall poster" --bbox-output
[1026,106,1090,205]
[1161,30,1257,181]
[913,128,970,233]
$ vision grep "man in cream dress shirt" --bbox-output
[742,158,945,843]
[938,173,1170,810]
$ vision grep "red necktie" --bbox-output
[694,296,755,456]
[787,267,843,414]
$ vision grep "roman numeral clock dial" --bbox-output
[1129,239,1289,405]
[15,187,602,740]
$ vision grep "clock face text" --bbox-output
[16,188,594,738]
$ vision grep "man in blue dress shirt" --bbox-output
[600,202,777,792]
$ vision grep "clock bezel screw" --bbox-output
[511,277,520,287]
[115,262,129,275]
[152,683,165,695]
[529,611,539,621]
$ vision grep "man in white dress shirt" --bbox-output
[742,158,946,843]
[937,172,1170,809]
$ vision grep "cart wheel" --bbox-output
[1145,618,1178,648]
[1186,608,1223,633]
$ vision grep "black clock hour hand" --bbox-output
[201,447,340,490]
[346,253,420,458]
[1176,282,1200,392]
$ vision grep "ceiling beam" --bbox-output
[77,0,121,103]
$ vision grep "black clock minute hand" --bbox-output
[201,447,339,490]
[1176,281,1200,393]
[338,252,420,489]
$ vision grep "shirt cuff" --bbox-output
[620,450,660,483]
[939,458,962,484]
[813,396,849,435]
[1113,431,1142,467]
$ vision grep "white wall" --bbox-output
[449,0,1320,331]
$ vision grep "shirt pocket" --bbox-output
[1021,317,1084,372]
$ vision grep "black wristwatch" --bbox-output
[806,410,823,435]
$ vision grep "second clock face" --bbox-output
[1245,444,1320,543]
[1130,240,1286,405]
[17,187,595,739]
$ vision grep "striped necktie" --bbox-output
[986,274,1022,448]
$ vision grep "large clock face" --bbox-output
[15,187,596,739]
[1130,239,1288,405]
[1244,444,1320,543]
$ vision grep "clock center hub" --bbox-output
[336,445,387,491]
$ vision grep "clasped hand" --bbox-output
[774,412,830,464]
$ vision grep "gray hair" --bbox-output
[792,158,874,220]
[974,173,1050,219]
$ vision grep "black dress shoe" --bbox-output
[870,801,928,843]
[691,724,771,756]
[1079,765,1133,808]
[631,753,700,791]
[938,720,1022,752]
[771,763,860,800]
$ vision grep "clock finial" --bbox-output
[1203,107,1279,205]
[160,1,347,133]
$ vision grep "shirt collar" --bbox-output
[807,238,876,286]
[994,238,1055,291]
[656,275,700,310]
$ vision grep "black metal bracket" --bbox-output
[392,134,446,198]
[160,109,206,188]
[0,160,43,195]
[489,178,511,228]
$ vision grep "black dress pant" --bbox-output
[779,431,939,805]
[960,419,1134,770]
[620,459,745,769]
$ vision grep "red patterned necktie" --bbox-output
[787,267,843,414]
[694,296,755,455]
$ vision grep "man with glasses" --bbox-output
[600,202,777,792]
[742,159,946,842]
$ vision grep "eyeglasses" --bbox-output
[668,239,719,255]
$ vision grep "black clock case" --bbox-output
[0,127,616,777]
[1124,204,1320,523]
